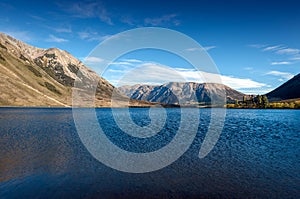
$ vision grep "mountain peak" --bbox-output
[0,33,153,107]
[0,32,44,60]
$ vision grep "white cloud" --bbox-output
[219,75,266,89]
[239,88,274,95]
[108,69,125,73]
[115,63,187,86]
[84,57,104,64]
[122,59,143,63]
[105,61,267,91]
[266,71,294,79]
[276,48,300,55]
[144,14,180,26]
[271,61,292,65]
[262,45,283,52]
[204,46,216,51]
[185,48,199,52]
[46,34,68,43]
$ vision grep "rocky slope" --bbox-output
[266,73,300,101]
[0,32,152,107]
[119,82,245,105]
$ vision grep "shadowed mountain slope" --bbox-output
[266,73,300,101]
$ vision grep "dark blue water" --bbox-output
[0,108,299,198]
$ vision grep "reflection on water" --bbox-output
[0,108,299,198]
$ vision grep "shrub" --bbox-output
[44,82,61,95]
[25,65,42,77]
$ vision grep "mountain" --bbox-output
[118,82,245,106]
[266,73,300,101]
[0,32,152,107]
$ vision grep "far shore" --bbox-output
[0,105,299,109]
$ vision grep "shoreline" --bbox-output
[0,105,299,109]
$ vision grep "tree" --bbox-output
[257,95,262,105]
[235,99,239,107]
[243,96,247,104]
[251,95,255,105]
[235,99,238,104]
[262,95,269,108]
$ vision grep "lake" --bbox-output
[0,108,299,198]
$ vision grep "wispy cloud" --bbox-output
[185,46,216,52]
[266,70,294,79]
[262,45,283,52]
[78,30,111,42]
[122,59,143,63]
[0,17,9,23]
[2,31,32,42]
[120,16,136,26]
[45,25,72,33]
[250,44,300,55]
[0,2,13,10]
[109,61,134,66]
[250,44,300,64]
[248,44,267,48]
[204,46,217,51]
[107,69,125,73]
[276,48,300,55]
[243,67,253,70]
[290,55,300,60]
[29,15,46,21]
[144,14,180,26]
[46,34,68,43]
[54,27,72,33]
[60,1,113,25]
[270,61,292,65]
[185,48,199,52]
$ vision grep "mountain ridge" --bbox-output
[118,82,245,105]
[0,32,153,107]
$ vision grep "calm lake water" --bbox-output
[0,108,299,198]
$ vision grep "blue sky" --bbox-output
[0,0,299,94]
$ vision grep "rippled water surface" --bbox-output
[0,108,299,198]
